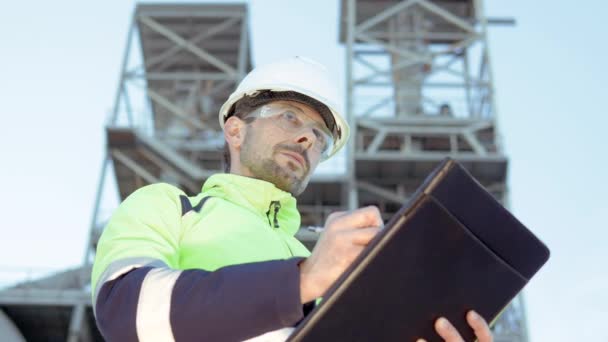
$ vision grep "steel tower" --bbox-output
[0,3,348,340]
[0,3,253,340]
[0,1,528,341]
[339,0,527,341]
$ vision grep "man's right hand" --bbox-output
[298,206,383,303]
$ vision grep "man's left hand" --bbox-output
[417,311,493,342]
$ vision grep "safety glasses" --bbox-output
[244,103,335,158]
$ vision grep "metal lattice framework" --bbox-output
[340,0,528,341]
[105,3,346,243]
[0,4,253,341]
[0,4,346,339]
[106,3,253,200]
[0,1,528,341]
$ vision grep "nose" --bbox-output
[293,127,317,151]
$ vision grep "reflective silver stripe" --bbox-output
[136,267,182,342]
[242,328,295,342]
[93,257,167,317]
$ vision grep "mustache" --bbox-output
[274,144,310,171]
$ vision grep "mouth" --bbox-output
[281,151,306,170]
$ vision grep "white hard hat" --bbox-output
[219,56,350,161]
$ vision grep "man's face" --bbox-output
[238,100,330,196]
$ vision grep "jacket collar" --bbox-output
[201,173,301,235]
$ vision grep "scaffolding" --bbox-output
[0,4,252,340]
[0,1,527,341]
[340,0,527,341]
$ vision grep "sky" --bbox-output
[0,0,607,341]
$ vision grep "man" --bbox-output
[92,56,493,342]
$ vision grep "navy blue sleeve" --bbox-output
[95,266,154,341]
[95,258,307,342]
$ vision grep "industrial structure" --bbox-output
[0,1,527,341]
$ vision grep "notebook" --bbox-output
[288,157,550,342]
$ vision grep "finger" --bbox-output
[467,311,493,342]
[327,206,383,230]
[416,339,427,342]
[345,226,381,245]
[435,317,464,342]
[326,206,381,230]
[326,210,348,222]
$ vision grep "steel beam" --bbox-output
[136,132,214,180]
[346,0,358,211]
[145,16,241,69]
[82,156,109,267]
[67,304,86,342]
[416,0,476,33]
[355,152,506,162]
[237,14,249,79]
[135,9,244,19]
[127,72,239,81]
[146,87,206,130]
[110,13,135,125]
[0,289,91,306]
[0,309,25,342]
[357,181,407,204]
[138,148,200,194]
[111,149,159,184]
[365,31,471,41]
[357,32,431,64]
[355,0,419,35]
[138,16,238,76]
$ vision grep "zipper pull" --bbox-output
[272,201,281,228]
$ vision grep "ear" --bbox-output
[224,116,247,150]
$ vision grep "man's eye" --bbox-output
[281,111,302,128]
[283,111,298,121]
[313,129,327,148]
[313,130,325,142]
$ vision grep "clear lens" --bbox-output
[250,103,335,157]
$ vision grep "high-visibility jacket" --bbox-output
[92,173,312,341]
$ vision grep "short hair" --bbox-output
[222,95,262,172]
[221,90,335,172]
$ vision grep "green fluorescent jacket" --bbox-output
[92,173,311,295]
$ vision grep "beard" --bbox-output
[240,132,310,196]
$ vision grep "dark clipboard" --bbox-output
[288,158,550,342]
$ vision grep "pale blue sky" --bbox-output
[0,1,606,341]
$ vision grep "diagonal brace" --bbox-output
[146,16,241,69]
[417,0,476,34]
[355,0,419,35]
[138,16,237,76]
